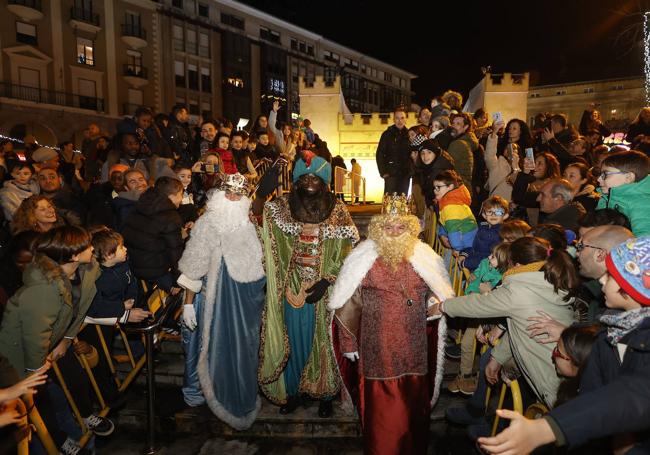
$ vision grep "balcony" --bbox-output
[69,7,101,33]
[123,64,149,88]
[8,0,44,21]
[0,81,105,112]
[121,24,147,49]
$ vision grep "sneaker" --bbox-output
[445,404,485,426]
[59,438,90,455]
[444,343,462,359]
[84,414,115,436]
[458,374,477,396]
[447,375,461,393]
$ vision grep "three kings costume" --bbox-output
[328,196,454,454]
[257,157,359,404]
[177,174,266,430]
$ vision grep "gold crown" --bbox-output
[381,193,411,217]
[220,173,250,195]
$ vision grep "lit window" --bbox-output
[227,77,245,88]
[77,37,95,66]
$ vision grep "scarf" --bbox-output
[599,307,650,346]
[502,261,546,279]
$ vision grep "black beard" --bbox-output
[288,186,336,223]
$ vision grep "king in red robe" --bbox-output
[328,194,454,455]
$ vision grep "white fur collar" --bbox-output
[220,222,265,283]
[328,239,455,311]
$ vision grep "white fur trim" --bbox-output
[431,316,447,408]
[409,242,455,302]
[220,223,265,283]
[327,239,379,311]
[177,274,202,293]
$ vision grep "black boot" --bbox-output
[279,395,302,415]
[318,400,333,418]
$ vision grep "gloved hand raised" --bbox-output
[183,304,197,331]
[305,278,330,304]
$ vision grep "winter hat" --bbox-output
[292,154,331,185]
[605,236,650,306]
[418,139,442,155]
[32,147,58,163]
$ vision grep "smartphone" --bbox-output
[492,112,503,123]
[17,152,27,162]
[201,163,215,173]
[525,147,534,161]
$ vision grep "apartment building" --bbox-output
[0,0,415,146]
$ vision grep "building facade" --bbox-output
[527,76,644,132]
[0,0,415,146]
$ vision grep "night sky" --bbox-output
[241,0,645,106]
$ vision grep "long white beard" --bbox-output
[206,191,252,234]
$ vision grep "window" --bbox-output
[290,38,298,51]
[201,67,211,92]
[221,13,244,30]
[612,85,624,90]
[19,67,40,89]
[76,37,94,66]
[306,45,314,56]
[384,72,392,82]
[198,3,208,17]
[188,63,198,90]
[16,22,37,45]
[128,88,143,106]
[199,32,209,57]
[78,78,97,109]
[123,11,142,38]
[555,90,566,96]
[186,29,197,54]
[226,77,244,88]
[530,93,541,98]
[260,27,280,44]
[583,87,594,94]
[360,64,366,74]
[173,25,184,51]
[126,49,143,76]
[324,50,339,62]
[175,61,185,87]
[172,0,183,8]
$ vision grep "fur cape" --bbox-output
[328,238,455,407]
[177,196,265,430]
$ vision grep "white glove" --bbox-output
[343,352,359,362]
[183,304,197,331]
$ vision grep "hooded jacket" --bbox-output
[443,270,575,407]
[596,176,650,236]
[418,150,455,207]
[122,187,184,280]
[0,179,39,221]
[448,131,478,189]
[484,134,516,201]
[437,185,478,251]
[0,254,98,377]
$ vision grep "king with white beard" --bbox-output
[176,173,266,430]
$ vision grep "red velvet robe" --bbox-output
[335,258,442,455]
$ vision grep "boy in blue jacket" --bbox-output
[462,196,509,271]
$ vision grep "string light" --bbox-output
[643,11,650,106]
[0,133,83,154]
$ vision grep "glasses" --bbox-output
[552,345,572,362]
[575,241,606,253]
[433,184,449,192]
[599,171,628,180]
[483,209,506,217]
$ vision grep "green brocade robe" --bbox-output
[257,196,359,404]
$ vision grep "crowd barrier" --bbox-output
[333,166,366,204]
[423,207,549,431]
[17,283,180,453]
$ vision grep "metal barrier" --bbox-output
[20,283,179,453]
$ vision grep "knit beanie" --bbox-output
[292,153,331,184]
[605,236,650,306]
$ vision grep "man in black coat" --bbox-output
[166,104,193,166]
[375,107,410,195]
[122,176,184,292]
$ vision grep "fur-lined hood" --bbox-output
[25,254,73,307]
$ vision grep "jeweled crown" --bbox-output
[381,193,411,216]
[220,173,249,195]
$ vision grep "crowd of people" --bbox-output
[375,93,650,454]
[0,88,648,454]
